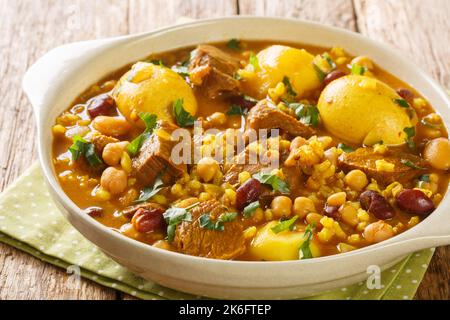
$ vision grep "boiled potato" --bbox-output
[243,45,321,99]
[318,75,412,145]
[249,221,305,261]
[112,62,197,127]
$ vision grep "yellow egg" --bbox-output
[243,45,321,99]
[249,221,305,261]
[318,75,412,145]
[112,62,197,127]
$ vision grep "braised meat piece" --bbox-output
[246,100,315,138]
[132,120,187,186]
[91,133,119,153]
[189,45,241,98]
[173,200,246,260]
[338,147,427,186]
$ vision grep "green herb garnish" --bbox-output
[419,174,430,182]
[226,38,241,51]
[323,53,336,69]
[173,98,196,127]
[163,202,198,242]
[401,159,426,170]
[149,59,165,67]
[394,98,410,108]
[253,172,290,193]
[282,76,297,97]
[351,64,367,75]
[243,201,260,218]
[292,103,320,127]
[226,105,248,116]
[403,126,416,149]
[313,64,326,81]
[69,135,103,167]
[271,216,298,234]
[219,212,238,222]
[299,224,315,260]
[337,143,355,153]
[249,53,259,71]
[127,112,158,156]
[198,214,225,231]
[134,177,164,204]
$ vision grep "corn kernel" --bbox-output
[333,222,347,239]
[357,208,370,222]
[373,143,387,155]
[347,234,362,245]
[318,227,335,243]
[270,168,285,180]
[327,192,346,206]
[264,209,273,221]
[188,180,202,190]
[152,194,167,205]
[95,187,111,201]
[320,216,335,229]
[224,189,236,206]
[375,159,395,172]
[331,47,346,57]
[338,243,356,253]
[199,192,212,202]
[127,178,136,187]
[356,222,368,232]
[52,124,67,136]
[413,97,427,110]
[120,152,132,174]
[243,226,257,240]
[154,128,173,141]
[77,119,91,126]
[253,208,264,223]
[408,216,420,228]
[238,171,251,185]
[336,57,348,65]
[171,183,183,196]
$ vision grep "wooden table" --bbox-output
[0,0,448,300]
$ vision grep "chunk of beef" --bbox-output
[189,45,241,98]
[338,147,427,186]
[173,200,246,260]
[91,133,119,153]
[122,202,166,219]
[246,100,315,138]
[132,120,187,186]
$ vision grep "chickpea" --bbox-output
[100,167,127,195]
[271,196,293,218]
[197,157,220,182]
[306,212,323,226]
[424,137,450,170]
[363,221,395,243]
[293,197,316,219]
[327,192,346,207]
[344,170,368,191]
[102,141,130,166]
[324,147,339,167]
[92,116,131,136]
[351,56,374,70]
[340,205,359,227]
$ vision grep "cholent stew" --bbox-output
[52,40,450,261]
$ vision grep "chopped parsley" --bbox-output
[401,159,426,170]
[149,59,165,67]
[163,203,198,242]
[337,143,355,153]
[134,177,164,204]
[290,103,320,127]
[249,53,259,71]
[419,174,430,182]
[226,105,248,116]
[243,201,260,218]
[226,38,241,51]
[282,76,297,97]
[253,172,290,193]
[323,52,337,69]
[394,98,410,108]
[173,99,196,127]
[127,112,157,156]
[271,216,298,234]
[219,212,238,222]
[351,64,367,75]
[69,135,103,167]
[403,126,416,149]
[198,214,225,231]
[313,64,326,81]
[299,224,315,260]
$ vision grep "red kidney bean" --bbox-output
[229,95,258,110]
[323,203,340,219]
[323,70,346,86]
[359,190,396,220]
[84,206,103,218]
[396,189,435,215]
[132,208,166,233]
[87,93,116,118]
[235,178,261,211]
[396,88,415,103]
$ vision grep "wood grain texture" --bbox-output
[354,0,450,300]
[0,0,448,300]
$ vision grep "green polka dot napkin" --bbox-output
[0,162,434,300]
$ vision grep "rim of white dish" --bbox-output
[33,16,450,267]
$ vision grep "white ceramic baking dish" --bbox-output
[23,17,450,299]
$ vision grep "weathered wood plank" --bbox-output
[353,0,450,300]
[0,0,129,300]
[238,0,357,31]
[128,0,237,33]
